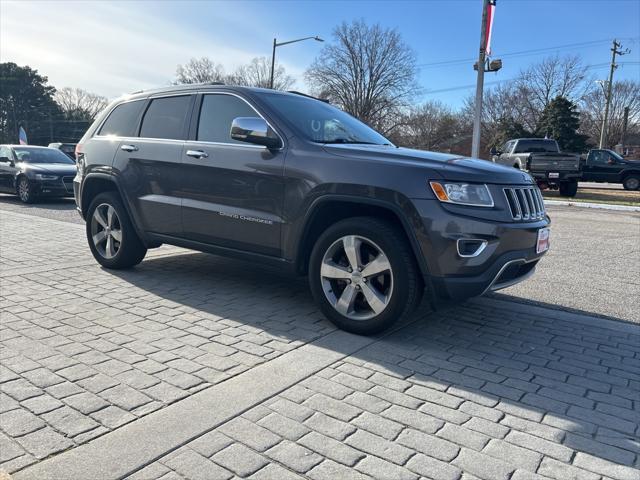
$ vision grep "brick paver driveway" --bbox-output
[0,208,638,480]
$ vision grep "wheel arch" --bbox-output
[80,174,119,218]
[80,173,152,246]
[294,195,429,280]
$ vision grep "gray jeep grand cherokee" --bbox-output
[74,85,550,334]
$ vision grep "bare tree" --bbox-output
[580,80,640,148]
[305,20,418,133]
[174,57,226,84]
[395,101,461,151]
[228,57,295,90]
[515,55,590,128]
[54,87,108,120]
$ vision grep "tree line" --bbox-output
[0,62,109,145]
[2,19,638,155]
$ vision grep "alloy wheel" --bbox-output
[90,203,122,259]
[18,178,30,202]
[320,235,393,321]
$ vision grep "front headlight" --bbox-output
[34,174,59,181]
[430,181,494,207]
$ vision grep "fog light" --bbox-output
[457,239,488,258]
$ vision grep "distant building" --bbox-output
[614,144,640,158]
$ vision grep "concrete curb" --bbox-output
[544,199,640,212]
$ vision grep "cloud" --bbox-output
[0,0,306,98]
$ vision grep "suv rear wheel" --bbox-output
[309,217,421,335]
[86,192,147,269]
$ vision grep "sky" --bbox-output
[1,0,639,109]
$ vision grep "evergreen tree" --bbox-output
[535,96,589,153]
[0,63,62,145]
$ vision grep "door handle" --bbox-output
[186,150,209,159]
[120,144,138,152]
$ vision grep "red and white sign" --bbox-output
[485,0,497,55]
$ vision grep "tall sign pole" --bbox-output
[471,0,494,159]
[599,39,629,149]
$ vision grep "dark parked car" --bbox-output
[581,149,640,190]
[491,138,581,197]
[48,142,77,161]
[0,145,76,203]
[74,85,550,334]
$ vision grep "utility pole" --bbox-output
[471,0,490,159]
[599,39,629,148]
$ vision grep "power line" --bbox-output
[419,62,639,96]
[416,37,640,69]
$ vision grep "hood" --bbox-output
[20,163,77,175]
[323,144,535,185]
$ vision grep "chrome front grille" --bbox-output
[503,186,545,221]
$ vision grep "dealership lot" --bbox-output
[0,201,639,479]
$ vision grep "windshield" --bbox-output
[261,93,391,145]
[608,150,624,161]
[14,147,75,164]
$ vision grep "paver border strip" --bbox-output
[13,330,380,480]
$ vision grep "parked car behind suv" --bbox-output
[75,85,550,334]
[0,145,76,203]
[48,142,78,161]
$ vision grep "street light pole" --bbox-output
[270,38,277,90]
[471,0,490,159]
[269,36,324,89]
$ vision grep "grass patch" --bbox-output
[543,188,640,207]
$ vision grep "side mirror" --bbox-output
[607,158,615,165]
[0,156,13,166]
[230,117,282,150]
[489,146,500,156]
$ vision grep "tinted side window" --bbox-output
[98,100,145,137]
[590,151,607,164]
[197,94,257,144]
[514,141,530,153]
[140,96,191,140]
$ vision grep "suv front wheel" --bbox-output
[86,192,147,269]
[309,217,421,335]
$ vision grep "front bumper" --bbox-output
[411,199,549,301]
[32,177,75,197]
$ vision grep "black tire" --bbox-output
[558,181,578,197]
[16,176,36,203]
[308,217,421,335]
[86,191,147,269]
[622,176,640,191]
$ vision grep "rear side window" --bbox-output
[140,96,191,140]
[515,140,557,153]
[197,94,257,144]
[98,100,145,137]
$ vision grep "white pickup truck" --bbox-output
[491,138,581,197]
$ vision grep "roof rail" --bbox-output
[287,90,330,103]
